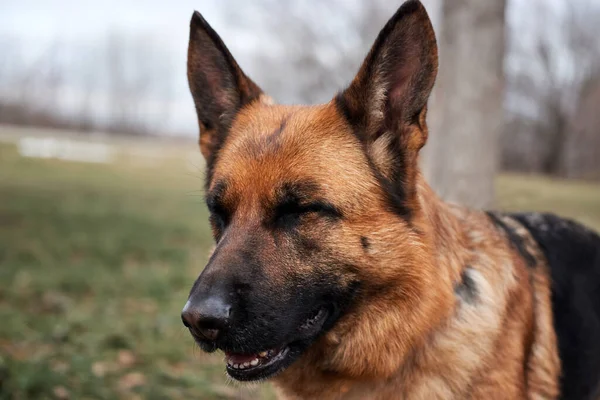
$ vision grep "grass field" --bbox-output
[0,139,599,399]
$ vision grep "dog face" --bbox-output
[182,0,443,382]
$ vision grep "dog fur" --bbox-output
[183,1,600,399]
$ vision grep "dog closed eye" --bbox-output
[273,200,341,229]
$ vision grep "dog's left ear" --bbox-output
[187,11,264,165]
[336,0,437,199]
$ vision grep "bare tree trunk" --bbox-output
[422,0,506,209]
[420,0,442,185]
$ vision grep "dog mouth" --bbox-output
[225,346,290,380]
[224,307,329,381]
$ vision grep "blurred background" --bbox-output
[0,0,599,399]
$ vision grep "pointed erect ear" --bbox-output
[337,0,437,149]
[335,0,437,218]
[187,11,264,164]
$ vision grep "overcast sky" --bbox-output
[0,0,581,135]
[0,0,449,133]
[3,1,233,133]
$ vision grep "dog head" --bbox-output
[182,0,450,382]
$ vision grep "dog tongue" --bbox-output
[225,352,259,364]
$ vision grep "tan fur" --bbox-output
[187,2,561,397]
[204,99,561,399]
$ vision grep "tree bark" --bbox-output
[422,0,507,209]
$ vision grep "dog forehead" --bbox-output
[211,103,378,202]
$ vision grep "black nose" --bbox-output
[181,296,231,341]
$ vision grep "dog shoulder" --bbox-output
[498,212,600,399]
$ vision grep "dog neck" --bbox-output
[414,176,469,282]
[273,174,538,399]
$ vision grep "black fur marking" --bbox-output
[332,121,412,221]
[267,181,343,231]
[334,93,362,131]
[206,180,229,214]
[510,212,600,400]
[486,211,537,268]
[360,236,370,250]
[275,181,320,203]
[243,116,290,158]
[369,153,413,221]
[187,222,363,381]
[454,267,478,304]
[336,90,412,222]
[297,235,321,253]
[204,139,224,189]
[266,117,288,145]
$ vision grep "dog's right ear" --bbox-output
[335,0,437,218]
[187,11,264,165]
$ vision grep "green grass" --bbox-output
[0,142,273,399]
[0,140,598,399]
[497,173,600,231]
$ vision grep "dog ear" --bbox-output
[335,0,437,217]
[337,0,437,143]
[187,11,264,164]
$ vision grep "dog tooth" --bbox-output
[243,362,250,368]
[250,359,259,366]
[234,363,240,369]
[259,351,268,357]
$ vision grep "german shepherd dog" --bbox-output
[181,1,600,398]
